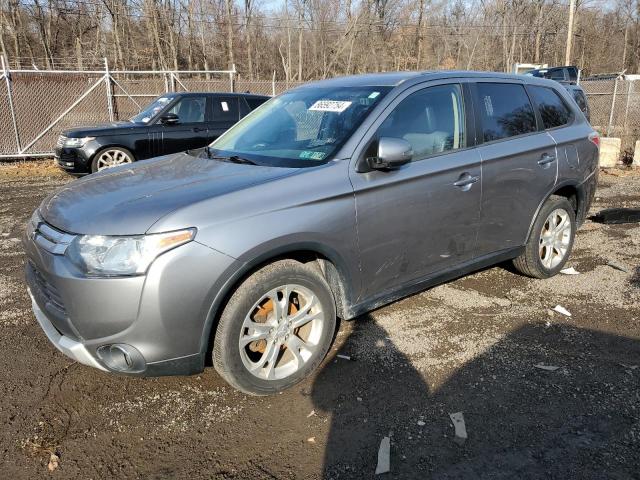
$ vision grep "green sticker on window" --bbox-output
[299,151,326,160]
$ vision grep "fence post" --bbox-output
[272,70,276,96]
[623,80,633,132]
[104,58,114,122]
[2,55,21,152]
[607,78,619,137]
[229,64,236,93]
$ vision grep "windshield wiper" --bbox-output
[225,155,257,165]
[204,147,257,165]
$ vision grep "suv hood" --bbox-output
[63,121,142,137]
[40,152,297,235]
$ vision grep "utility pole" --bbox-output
[565,0,576,65]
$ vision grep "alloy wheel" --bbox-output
[539,208,572,269]
[95,149,133,171]
[239,284,325,381]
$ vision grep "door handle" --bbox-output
[192,127,206,132]
[453,174,479,188]
[538,153,556,165]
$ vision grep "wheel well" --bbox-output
[203,249,351,364]
[552,185,579,214]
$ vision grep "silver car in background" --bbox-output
[24,71,599,395]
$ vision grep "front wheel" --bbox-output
[91,147,134,173]
[513,195,576,278]
[212,260,337,395]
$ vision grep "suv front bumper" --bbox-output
[23,221,240,376]
[28,287,107,371]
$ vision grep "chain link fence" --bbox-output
[580,77,640,155]
[0,56,303,158]
[1,54,638,159]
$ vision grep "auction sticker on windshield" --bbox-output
[309,100,352,113]
[299,150,326,160]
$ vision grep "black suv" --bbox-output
[55,92,269,174]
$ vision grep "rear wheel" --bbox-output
[212,260,336,395]
[513,195,576,278]
[91,147,134,173]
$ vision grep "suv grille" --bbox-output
[29,262,67,315]
[28,215,75,255]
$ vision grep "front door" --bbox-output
[350,82,482,300]
[471,81,558,256]
[160,95,209,154]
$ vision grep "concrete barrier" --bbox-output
[633,140,640,167]
[599,137,621,168]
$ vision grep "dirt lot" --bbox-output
[0,161,639,479]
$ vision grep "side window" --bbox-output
[167,96,206,123]
[549,69,566,81]
[212,97,240,122]
[476,83,537,141]
[246,97,268,110]
[377,84,465,159]
[528,86,573,129]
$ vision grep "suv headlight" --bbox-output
[66,228,196,276]
[63,136,95,148]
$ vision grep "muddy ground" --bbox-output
[0,161,639,479]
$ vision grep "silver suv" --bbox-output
[24,71,599,395]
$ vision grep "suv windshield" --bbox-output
[209,86,390,167]
[130,96,174,123]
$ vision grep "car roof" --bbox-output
[164,92,269,99]
[296,70,560,89]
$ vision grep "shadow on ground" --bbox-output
[312,315,640,479]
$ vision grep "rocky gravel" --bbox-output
[0,161,639,479]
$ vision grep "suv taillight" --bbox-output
[588,131,600,148]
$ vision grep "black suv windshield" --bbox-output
[130,95,174,123]
[209,86,390,167]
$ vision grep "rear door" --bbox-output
[350,81,482,299]
[472,81,558,257]
[207,96,241,143]
[159,95,209,154]
[527,84,596,187]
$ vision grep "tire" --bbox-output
[513,195,576,279]
[90,147,135,173]
[213,259,337,395]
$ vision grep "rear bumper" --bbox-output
[578,168,598,226]
[28,287,107,371]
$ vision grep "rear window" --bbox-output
[476,83,537,142]
[572,90,588,112]
[212,97,240,122]
[246,97,269,110]
[529,86,573,129]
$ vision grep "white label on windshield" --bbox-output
[368,91,380,99]
[309,100,352,113]
[221,101,229,111]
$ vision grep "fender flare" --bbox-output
[525,179,583,241]
[197,240,356,359]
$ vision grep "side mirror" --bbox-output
[160,113,180,125]
[366,137,413,170]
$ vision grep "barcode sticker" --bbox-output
[309,100,352,113]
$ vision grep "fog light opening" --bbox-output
[97,344,146,373]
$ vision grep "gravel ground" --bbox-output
[0,161,639,479]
